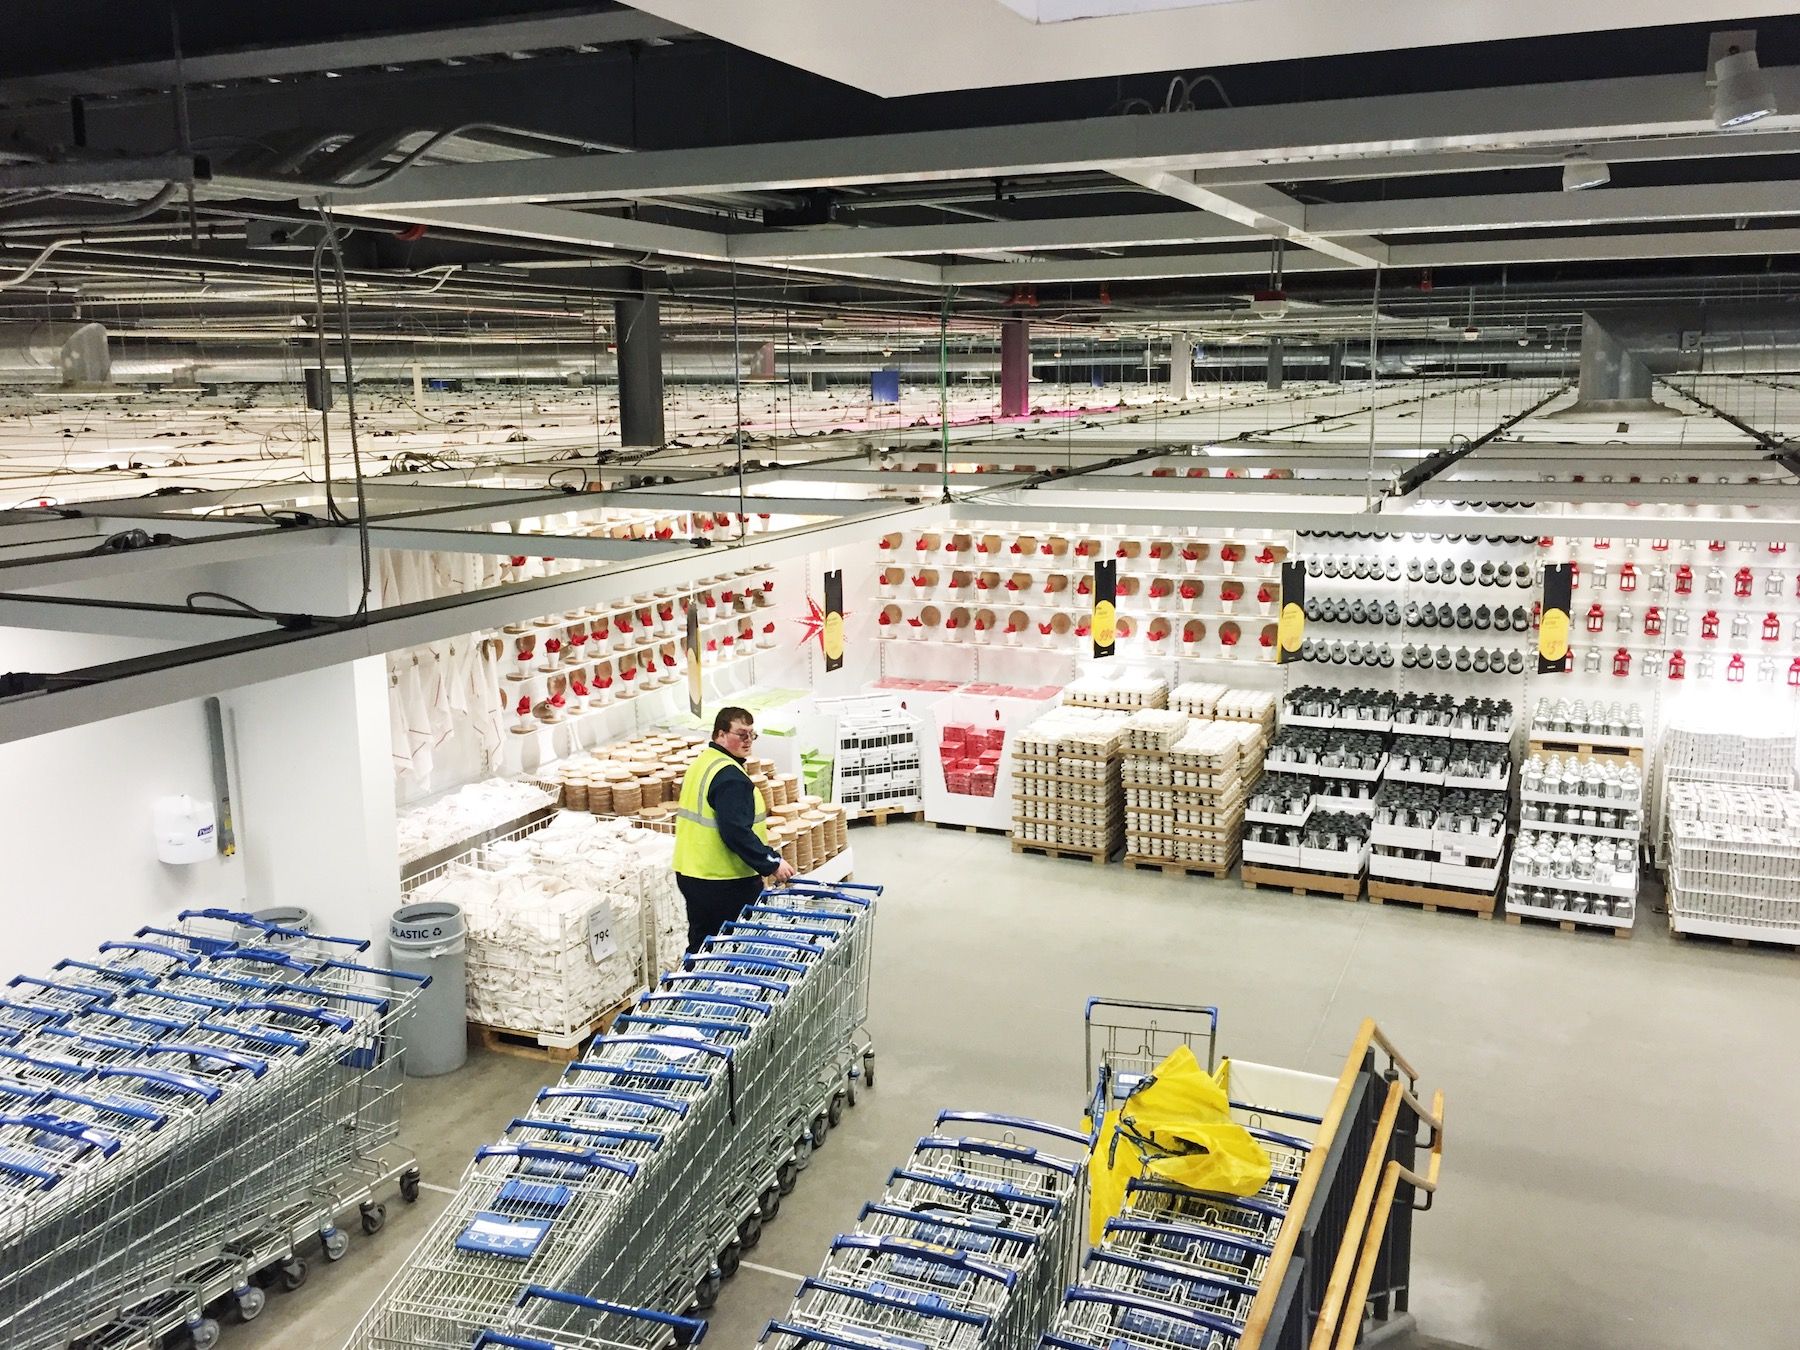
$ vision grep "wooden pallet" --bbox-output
[1669,927,1800,955]
[1527,737,1644,766]
[1504,911,1633,940]
[1124,853,1238,879]
[849,807,923,827]
[932,821,1009,836]
[1011,839,1118,866]
[470,995,633,1064]
[1367,876,1497,918]
[1241,862,1364,900]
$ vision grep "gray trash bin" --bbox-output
[235,906,313,944]
[388,900,467,1077]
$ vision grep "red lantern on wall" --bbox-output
[1651,538,1670,552]
[1708,539,1726,554]
[1612,647,1632,677]
[1727,653,1746,683]
[1765,612,1782,642]
[1674,565,1694,595]
[1618,563,1638,591]
[1585,603,1606,633]
[1644,606,1663,636]
[1789,657,1800,687]
[1701,610,1720,639]
[1669,649,1687,680]
[1736,567,1755,598]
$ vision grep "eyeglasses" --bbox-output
[727,727,758,742]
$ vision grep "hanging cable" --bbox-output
[316,204,373,618]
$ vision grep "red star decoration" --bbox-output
[795,594,849,651]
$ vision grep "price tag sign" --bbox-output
[587,903,617,962]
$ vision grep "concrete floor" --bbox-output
[238,824,1799,1350]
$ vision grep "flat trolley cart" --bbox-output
[475,1284,708,1350]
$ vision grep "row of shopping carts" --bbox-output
[0,908,427,1350]
[758,1109,1092,1350]
[1036,998,1326,1350]
[353,878,881,1350]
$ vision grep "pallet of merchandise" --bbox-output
[469,992,634,1063]
[1504,907,1633,940]
[1010,837,1120,865]
[1124,849,1239,879]
[1241,862,1365,900]
[846,805,923,826]
[1366,875,1498,919]
[1667,923,1800,955]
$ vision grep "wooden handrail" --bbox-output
[1306,1080,1404,1350]
[1239,1020,1441,1350]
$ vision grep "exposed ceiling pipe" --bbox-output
[0,183,182,235]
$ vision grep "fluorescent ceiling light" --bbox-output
[1561,153,1610,191]
[1713,44,1775,129]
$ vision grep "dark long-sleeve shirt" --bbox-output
[707,746,783,875]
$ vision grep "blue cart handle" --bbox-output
[1060,1285,1246,1339]
[1245,1124,1314,1153]
[934,1111,1095,1150]
[617,1012,746,1038]
[516,1285,708,1342]
[11,975,114,1003]
[507,1117,663,1149]
[774,879,881,899]
[0,1157,59,1189]
[0,1047,90,1076]
[95,1008,192,1034]
[88,1064,222,1102]
[0,999,69,1026]
[761,1321,923,1350]
[637,990,772,1016]
[43,1088,166,1126]
[54,960,145,986]
[914,1135,1082,1178]
[828,1233,1015,1287]
[198,1020,308,1053]
[535,1086,686,1118]
[177,910,372,952]
[126,988,236,1012]
[797,1278,989,1327]
[660,971,791,996]
[321,957,430,986]
[686,952,808,977]
[213,948,315,973]
[857,1202,1039,1247]
[475,1143,638,1179]
[742,905,851,928]
[568,1060,709,1087]
[1102,1215,1274,1258]
[727,917,839,940]
[472,1334,552,1350]
[1124,1178,1288,1220]
[137,1041,269,1077]
[1083,1248,1261,1298]
[0,1112,121,1156]
[599,1034,733,1061]
[234,1001,356,1032]
[99,940,200,967]
[711,931,825,955]
[887,1167,1057,1209]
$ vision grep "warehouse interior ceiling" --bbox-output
[3,5,1800,738]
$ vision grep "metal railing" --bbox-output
[1239,1019,1444,1350]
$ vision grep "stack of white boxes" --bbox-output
[833,700,923,817]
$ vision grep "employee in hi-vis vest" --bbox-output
[673,706,797,950]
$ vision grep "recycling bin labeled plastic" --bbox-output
[388,900,467,1077]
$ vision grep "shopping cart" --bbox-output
[475,1284,707,1350]
[1040,1286,1244,1350]
[1083,998,1218,1123]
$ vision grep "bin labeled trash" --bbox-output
[388,900,467,1077]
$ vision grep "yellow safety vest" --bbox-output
[672,745,771,880]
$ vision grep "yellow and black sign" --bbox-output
[685,601,703,717]
[1092,559,1118,659]
[1277,561,1306,663]
[1538,562,1573,674]
[823,569,845,673]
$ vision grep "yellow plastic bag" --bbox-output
[1087,1044,1273,1243]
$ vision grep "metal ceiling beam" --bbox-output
[727,212,1260,261]
[1312,181,1800,238]
[0,11,689,104]
[0,593,282,643]
[1112,171,1388,268]
[0,524,334,592]
[941,249,1358,285]
[340,68,1800,205]
[0,500,947,746]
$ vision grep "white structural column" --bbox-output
[1112,170,1388,269]
[226,657,401,945]
[1169,335,1196,401]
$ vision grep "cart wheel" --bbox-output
[718,1241,742,1280]
[360,1201,387,1235]
[189,1318,221,1350]
[235,1286,267,1323]
[692,1271,721,1311]
[862,1052,876,1089]
[321,1227,350,1262]
[844,1076,857,1109]
[758,1185,781,1222]
[776,1161,799,1196]
[280,1258,308,1292]
[399,1167,421,1204]
[737,1212,763,1249]
[811,1110,830,1146]
[828,1090,846,1127]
